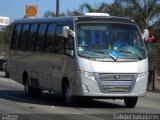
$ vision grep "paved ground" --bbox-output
[0,72,160,120]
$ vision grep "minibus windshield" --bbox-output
[76,23,146,61]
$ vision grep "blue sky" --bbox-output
[0,0,113,22]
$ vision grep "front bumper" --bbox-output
[73,72,148,97]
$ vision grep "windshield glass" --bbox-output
[76,23,146,61]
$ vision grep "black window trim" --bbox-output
[44,23,56,53]
[19,23,31,50]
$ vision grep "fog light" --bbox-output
[82,84,89,92]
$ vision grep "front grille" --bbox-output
[98,73,135,93]
[99,73,134,81]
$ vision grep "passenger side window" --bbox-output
[27,24,38,50]
[54,22,73,54]
[45,23,56,53]
[35,24,47,51]
[54,25,64,53]
[19,24,30,50]
[64,35,74,57]
[11,24,22,49]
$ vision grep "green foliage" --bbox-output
[80,2,110,13]
[43,0,160,29]
[118,0,160,28]
[44,10,65,17]
[0,25,12,44]
[66,10,82,16]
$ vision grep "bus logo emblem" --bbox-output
[114,74,120,79]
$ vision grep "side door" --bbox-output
[52,22,73,92]
[64,34,77,85]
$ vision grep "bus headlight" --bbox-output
[78,70,95,80]
[137,72,148,81]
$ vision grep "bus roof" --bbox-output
[13,15,135,24]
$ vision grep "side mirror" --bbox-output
[62,26,75,38]
[142,29,149,41]
[62,26,69,38]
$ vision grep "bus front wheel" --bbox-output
[64,83,75,106]
[124,97,138,108]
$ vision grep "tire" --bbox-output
[24,76,33,97]
[64,82,75,106]
[5,69,9,78]
[24,76,42,97]
[124,97,138,108]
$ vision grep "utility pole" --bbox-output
[56,0,59,17]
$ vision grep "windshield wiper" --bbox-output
[91,50,118,61]
[115,50,142,60]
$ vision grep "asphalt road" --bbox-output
[0,72,160,120]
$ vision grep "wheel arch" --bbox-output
[61,77,70,95]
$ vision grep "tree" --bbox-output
[66,9,82,16]
[107,0,126,16]
[43,0,160,29]
[0,25,12,44]
[44,11,56,17]
[118,0,160,28]
[80,2,110,13]
[44,10,65,17]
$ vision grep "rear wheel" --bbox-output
[24,76,33,97]
[124,97,138,108]
[24,75,42,97]
[4,69,9,78]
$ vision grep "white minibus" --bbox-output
[9,13,149,107]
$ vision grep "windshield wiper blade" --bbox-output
[115,50,142,60]
[91,50,118,61]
